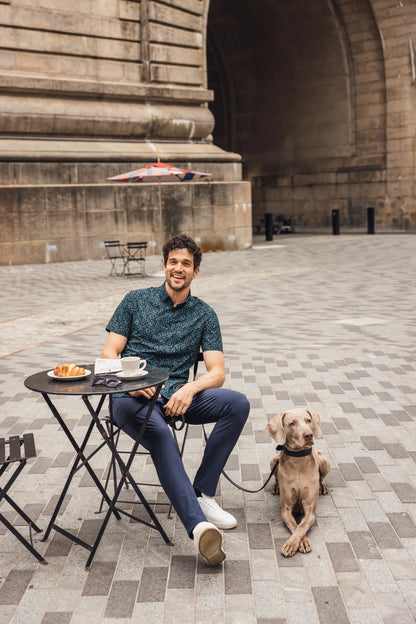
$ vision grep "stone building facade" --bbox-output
[0,0,251,264]
[0,1,415,264]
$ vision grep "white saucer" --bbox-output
[116,370,148,381]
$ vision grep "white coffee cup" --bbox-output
[121,356,147,375]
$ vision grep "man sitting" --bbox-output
[101,233,250,565]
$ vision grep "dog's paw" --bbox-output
[281,537,299,557]
[270,483,279,495]
[320,481,329,495]
[298,536,312,553]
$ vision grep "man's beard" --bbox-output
[166,272,190,291]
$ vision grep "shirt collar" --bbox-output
[159,282,192,309]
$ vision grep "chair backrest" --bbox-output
[104,241,124,259]
[192,351,204,381]
[126,242,147,251]
[0,433,36,465]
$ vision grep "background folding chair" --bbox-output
[0,433,47,564]
[124,242,147,277]
[104,240,126,276]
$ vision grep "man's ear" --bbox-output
[266,412,286,445]
[307,409,322,438]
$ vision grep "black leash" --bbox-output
[131,402,310,495]
[218,442,312,494]
[199,427,277,493]
[221,461,278,493]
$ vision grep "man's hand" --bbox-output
[162,351,225,419]
[163,383,195,418]
[129,386,160,400]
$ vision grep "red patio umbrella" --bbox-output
[106,161,212,183]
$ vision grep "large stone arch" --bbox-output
[207,0,388,229]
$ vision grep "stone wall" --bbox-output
[0,0,207,87]
[0,181,252,265]
[373,0,416,231]
[0,1,249,264]
[0,0,219,158]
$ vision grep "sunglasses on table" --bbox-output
[92,376,122,388]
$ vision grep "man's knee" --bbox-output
[226,391,250,425]
[238,392,250,420]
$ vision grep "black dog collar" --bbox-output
[276,445,312,457]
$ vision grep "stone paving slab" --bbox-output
[0,234,415,623]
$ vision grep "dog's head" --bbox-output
[266,408,322,450]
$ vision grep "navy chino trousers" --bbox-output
[112,388,250,536]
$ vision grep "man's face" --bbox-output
[163,248,199,292]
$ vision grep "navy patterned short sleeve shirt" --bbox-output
[106,283,223,399]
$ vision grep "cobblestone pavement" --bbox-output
[0,234,415,624]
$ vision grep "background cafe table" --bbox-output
[24,364,170,570]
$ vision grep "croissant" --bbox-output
[54,363,85,377]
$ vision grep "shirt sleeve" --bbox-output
[201,306,223,352]
[106,292,134,338]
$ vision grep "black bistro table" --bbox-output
[24,364,170,570]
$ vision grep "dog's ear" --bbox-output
[266,412,286,445]
[307,409,322,438]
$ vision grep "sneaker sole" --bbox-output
[209,519,237,530]
[198,528,226,566]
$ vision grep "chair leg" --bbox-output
[0,460,43,530]
[99,403,198,520]
[1,489,43,532]
[124,258,146,277]
[0,512,47,564]
[109,258,124,277]
[0,461,47,564]
[96,421,126,514]
[0,433,47,564]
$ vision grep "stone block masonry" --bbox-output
[0,181,252,265]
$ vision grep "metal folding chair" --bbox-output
[96,395,175,517]
[124,242,147,277]
[97,353,205,519]
[170,352,206,456]
[0,433,47,564]
[104,240,126,276]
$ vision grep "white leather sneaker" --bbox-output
[193,521,225,566]
[197,494,237,529]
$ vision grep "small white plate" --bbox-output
[116,370,148,381]
[47,369,91,381]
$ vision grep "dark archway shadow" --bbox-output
[207,0,386,229]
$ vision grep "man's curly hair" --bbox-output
[162,234,202,270]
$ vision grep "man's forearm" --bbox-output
[188,368,225,394]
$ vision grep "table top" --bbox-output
[24,364,169,396]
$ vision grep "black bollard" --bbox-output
[367,206,375,234]
[332,209,340,235]
[265,213,274,241]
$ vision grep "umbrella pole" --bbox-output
[158,181,163,248]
